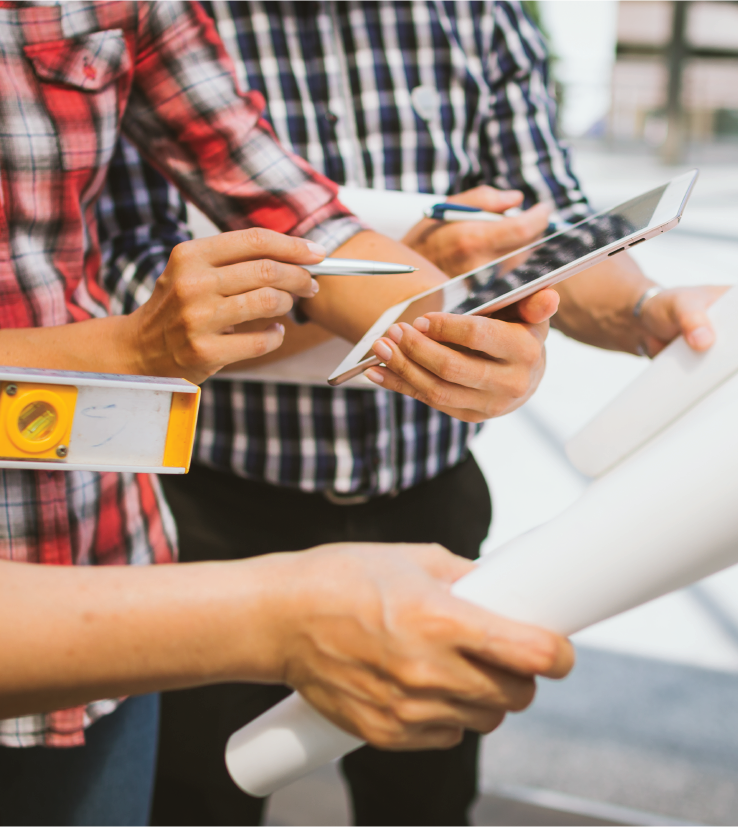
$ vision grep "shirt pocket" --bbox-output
[23,29,131,172]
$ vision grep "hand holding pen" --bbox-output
[402,185,553,277]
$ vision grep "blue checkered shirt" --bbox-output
[97,0,591,496]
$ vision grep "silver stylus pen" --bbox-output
[304,258,418,276]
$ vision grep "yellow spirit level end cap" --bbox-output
[163,387,201,472]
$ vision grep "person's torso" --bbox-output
[188,1,504,494]
[209,0,501,194]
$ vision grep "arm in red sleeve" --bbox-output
[124,1,361,252]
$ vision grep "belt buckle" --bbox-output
[323,489,372,506]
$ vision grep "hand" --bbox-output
[269,543,573,750]
[125,228,325,383]
[402,186,552,276]
[364,289,560,423]
[637,285,729,357]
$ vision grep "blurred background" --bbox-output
[470,5,738,824]
[257,3,738,824]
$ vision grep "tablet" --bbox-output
[328,170,698,386]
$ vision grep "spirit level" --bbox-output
[0,367,200,473]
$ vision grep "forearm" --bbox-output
[300,231,449,343]
[0,544,575,749]
[552,253,654,353]
[0,316,143,376]
[0,555,291,718]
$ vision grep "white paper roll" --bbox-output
[567,286,738,478]
[226,315,738,797]
[225,691,363,796]
[453,372,738,631]
[337,187,440,241]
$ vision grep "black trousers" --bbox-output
[152,455,492,827]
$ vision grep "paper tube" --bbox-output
[567,286,738,478]
[226,300,738,797]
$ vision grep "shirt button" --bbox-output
[411,85,440,121]
[324,111,339,125]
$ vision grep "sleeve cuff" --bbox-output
[302,215,365,255]
[290,215,366,324]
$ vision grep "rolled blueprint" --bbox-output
[226,300,738,796]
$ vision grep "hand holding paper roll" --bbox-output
[338,185,551,278]
[222,541,573,773]
[226,286,738,797]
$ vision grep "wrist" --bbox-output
[632,284,663,319]
[605,278,661,354]
[210,554,308,684]
[111,312,148,376]
[553,256,658,353]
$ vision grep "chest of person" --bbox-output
[0,2,138,176]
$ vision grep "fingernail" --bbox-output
[413,317,430,333]
[306,241,327,257]
[310,278,320,294]
[271,322,285,336]
[689,326,713,349]
[387,324,403,344]
[364,368,384,384]
[373,339,392,362]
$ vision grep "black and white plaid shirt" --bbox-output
[97,0,590,497]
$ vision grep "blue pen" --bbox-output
[424,202,508,222]
[424,202,560,237]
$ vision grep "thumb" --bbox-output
[680,311,715,352]
[495,288,560,324]
[671,287,729,351]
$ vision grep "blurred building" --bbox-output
[610,1,738,160]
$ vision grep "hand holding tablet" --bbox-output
[363,290,558,422]
[329,170,699,386]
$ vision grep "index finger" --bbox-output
[489,202,552,252]
[391,543,479,585]
[194,227,327,268]
[413,312,549,355]
[217,259,317,298]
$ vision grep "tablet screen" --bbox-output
[452,184,667,312]
[356,184,668,361]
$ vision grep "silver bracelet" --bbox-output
[633,286,664,319]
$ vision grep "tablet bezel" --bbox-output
[328,170,698,387]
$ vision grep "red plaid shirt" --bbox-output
[0,0,359,747]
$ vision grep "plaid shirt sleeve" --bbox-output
[123,1,361,251]
[97,137,190,314]
[483,2,592,227]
